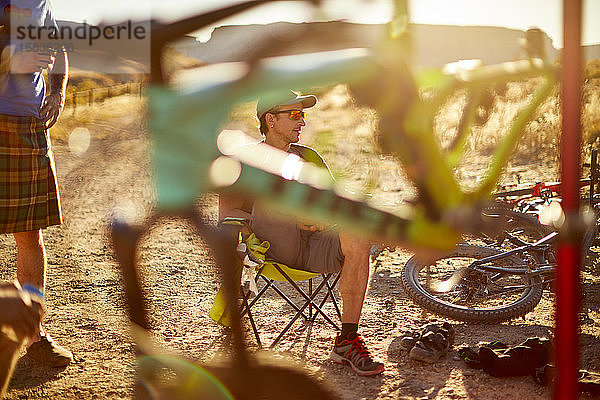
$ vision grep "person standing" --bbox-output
[0,0,72,367]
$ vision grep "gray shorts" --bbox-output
[250,206,345,274]
[296,228,345,274]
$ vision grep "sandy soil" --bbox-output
[1,93,600,400]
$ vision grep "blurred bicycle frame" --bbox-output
[109,1,582,398]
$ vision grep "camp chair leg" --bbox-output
[309,273,341,325]
[325,273,342,321]
[240,271,325,348]
[242,277,274,317]
[308,274,331,324]
[240,291,262,349]
[233,247,342,347]
[269,276,335,348]
[260,276,311,321]
[272,264,340,331]
[309,279,313,320]
[311,279,327,323]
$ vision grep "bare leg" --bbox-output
[338,232,371,323]
[12,230,72,366]
[14,230,45,342]
[14,230,46,291]
[330,233,384,376]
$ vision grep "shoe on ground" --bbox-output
[408,322,454,363]
[399,334,420,351]
[400,323,448,352]
[458,341,508,370]
[457,345,481,369]
[330,332,384,376]
[26,334,73,367]
[409,331,450,363]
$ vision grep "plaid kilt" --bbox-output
[0,114,62,233]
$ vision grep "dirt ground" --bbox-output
[2,93,600,399]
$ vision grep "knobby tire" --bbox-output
[401,244,544,323]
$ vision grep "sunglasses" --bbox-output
[271,110,305,120]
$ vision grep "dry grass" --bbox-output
[67,71,119,93]
[434,79,562,163]
[49,94,146,142]
[222,71,599,207]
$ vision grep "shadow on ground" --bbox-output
[9,356,68,391]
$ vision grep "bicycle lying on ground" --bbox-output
[401,152,600,323]
[401,230,559,323]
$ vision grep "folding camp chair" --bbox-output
[210,218,342,349]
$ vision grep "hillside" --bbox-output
[55,20,149,75]
[586,44,600,60]
[55,19,599,76]
[55,20,202,90]
[174,21,560,67]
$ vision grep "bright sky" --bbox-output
[51,0,600,48]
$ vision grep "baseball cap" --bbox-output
[256,90,317,120]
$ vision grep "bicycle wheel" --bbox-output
[401,244,544,323]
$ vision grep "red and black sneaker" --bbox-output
[330,332,384,376]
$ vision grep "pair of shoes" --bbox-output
[330,332,385,376]
[26,334,73,367]
[401,322,455,363]
[409,328,454,363]
[400,323,451,351]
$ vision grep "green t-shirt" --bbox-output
[240,142,333,213]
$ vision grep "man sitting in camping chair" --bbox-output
[218,90,384,376]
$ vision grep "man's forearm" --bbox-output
[48,49,68,95]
